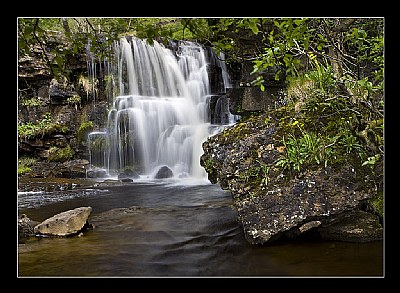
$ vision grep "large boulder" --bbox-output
[232,166,382,244]
[34,206,92,237]
[154,166,174,179]
[200,112,383,245]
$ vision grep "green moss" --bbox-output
[203,158,214,173]
[18,113,69,140]
[201,157,220,184]
[18,157,36,175]
[77,120,94,143]
[237,165,262,184]
[104,74,118,98]
[368,191,384,218]
[48,145,73,162]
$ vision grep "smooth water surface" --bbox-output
[17,179,384,277]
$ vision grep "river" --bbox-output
[17,177,383,277]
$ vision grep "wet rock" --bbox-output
[318,210,383,242]
[49,78,79,105]
[154,166,174,179]
[87,167,107,178]
[228,86,285,116]
[118,168,140,181]
[59,159,90,178]
[34,206,92,237]
[18,214,39,239]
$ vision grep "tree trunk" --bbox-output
[323,18,356,80]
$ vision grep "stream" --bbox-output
[17,178,383,277]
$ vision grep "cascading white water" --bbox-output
[88,36,225,180]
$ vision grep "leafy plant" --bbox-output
[20,97,47,107]
[18,113,53,139]
[48,145,73,162]
[362,154,381,167]
[276,120,326,173]
[256,159,270,186]
[18,157,37,175]
[18,113,68,139]
[67,94,81,104]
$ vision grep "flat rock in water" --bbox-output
[34,206,92,237]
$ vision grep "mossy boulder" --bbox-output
[201,111,383,244]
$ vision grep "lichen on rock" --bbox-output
[200,111,383,245]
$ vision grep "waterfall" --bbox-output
[88,36,234,180]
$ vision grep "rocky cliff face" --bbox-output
[18,34,110,178]
[200,111,383,244]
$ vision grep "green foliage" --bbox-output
[305,53,334,92]
[368,191,384,218]
[19,18,73,77]
[344,21,384,86]
[48,145,73,162]
[275,115,369,175]
[251,18,315,83]
[18,113,68,139]
[20,97,47,107]
[18,157,36,175]
[362,154,381,167]
[170,18,210,41]
[18,113,53,139]
[18,17,384,94]
[67,94,81,110]
[67,95,81,104]
[19,18,134,77]
[18,17,383,188]
[275,51,382,176]
[203,158,214,172]
[241,17,384,96]
[256,159,270,187]
[18,165,31,175]
[77,120,94,143]
[275,120,327,173]
[18,17,212,78]
[132,18,174,44]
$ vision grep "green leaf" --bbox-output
[248,22,259,35]
[55,55,64,67]
[24,26,33,35]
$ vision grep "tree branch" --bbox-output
[32,19,55,76]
